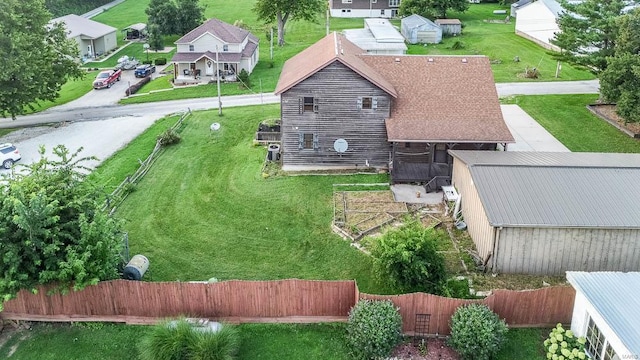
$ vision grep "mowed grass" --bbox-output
[0,321,546,359]
[84,42,177,69]
[105,104,392,294]
[22,71,98,114]
[407,4,595,82]
[512,94,640,153]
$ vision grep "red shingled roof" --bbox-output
[361,55,514,143]
[274,32,397,97]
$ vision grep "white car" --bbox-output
[0,143,21,169]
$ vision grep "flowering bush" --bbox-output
[544,323,588,360]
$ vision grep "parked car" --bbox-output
[134,64,156,78]
[0,143,21,169]
[93,69,122,89]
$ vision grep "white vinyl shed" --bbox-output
[449,151,640,275]
[401,14,442,44]
[514,0,562,51]
[567,272,640,360]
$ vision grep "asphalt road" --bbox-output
[0,79,599,172]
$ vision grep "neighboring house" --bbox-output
[170,18,259,85]
[50,14,117,61]
[510,0,533,17]
[274,33,513,188]
[434,19,462,36]
[344,18,407,54]
[330,0,401,18]
[401,14,442,44]
[449,150,640,275]
[514,0,562,51]
[567,272,640,360]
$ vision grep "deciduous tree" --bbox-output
[0,0,83,119]
[253,0,325,46]
[399,0,469,19]
[551,0,628,73]
[0,146,124,309]
[146,0,204,36]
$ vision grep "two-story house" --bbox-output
[330,0,402,18]
[171,18,259,85]
[274,32,514,188]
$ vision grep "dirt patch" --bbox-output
[0,320,32,356]
[390,339,459,360]
[333,191,410,239]
[0,126,58,144]
[588,104,640,138]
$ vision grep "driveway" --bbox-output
[501,105,570,152]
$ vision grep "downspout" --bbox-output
[491,226,502,273]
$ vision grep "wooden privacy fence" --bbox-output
[360,286,575,335]
[1,279,575,334]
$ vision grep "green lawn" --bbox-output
[406,4,594,82]
[22,71,98,114]
[512,94,640,153]
[84,42,176,69]
[96,104,392,294]
[0,322,546,359]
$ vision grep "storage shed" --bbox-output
[401,14,442,44]
[449,151,640,275]
[434,19,461,36]
[343,18,407,54]
[567,272,640,360]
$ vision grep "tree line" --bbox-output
[45,0,114,17]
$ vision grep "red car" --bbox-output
[93,69,122,89]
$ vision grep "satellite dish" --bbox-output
[210,123,221,131]
[334,138,348,153]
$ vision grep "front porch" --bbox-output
[174,58,238,85]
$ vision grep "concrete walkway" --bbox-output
[501,105,570,152]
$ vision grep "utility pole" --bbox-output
[216,45,222,116]
[270,26,274,60]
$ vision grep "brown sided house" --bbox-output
[274,32,513,189]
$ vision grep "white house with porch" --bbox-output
[171,18,259,85]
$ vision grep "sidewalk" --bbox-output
[501,105,570,152]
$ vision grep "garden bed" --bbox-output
[587,103,640,138]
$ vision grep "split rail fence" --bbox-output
[0,279,575,335]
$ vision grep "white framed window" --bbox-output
[381,9,385,15]
[300,96,318,113]
[223,44,229,51]
[342,0,352,3]
[357,96,377,110]
[389,0,400,7]
[189,44,195,51]
[585,317,619,360]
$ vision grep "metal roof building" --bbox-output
[449,151,640,275]
[343,19,407,55]
[566,272,640,359]
[401,14,443,44]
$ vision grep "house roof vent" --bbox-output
[462,58,467,63]
[394,57,401,62]
[428,57,434,62]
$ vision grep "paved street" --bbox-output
[0,79,598,172]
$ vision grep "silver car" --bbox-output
[0,143,21,169]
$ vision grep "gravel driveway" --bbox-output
[0,114,161,173]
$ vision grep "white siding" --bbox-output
[451,159,496,264]
[496,227,640,274]
[191,34,226,52]
[571,291,633,358]
[330,9,394,18]
[515,1,561,50]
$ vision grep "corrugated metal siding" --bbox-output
[450,150,640,167]
[452,159,495,263]
[566,272,640,356]
[281,61,391,168]
[469,166,640,228]
[497,227,640,274]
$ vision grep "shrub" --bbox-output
[139,319,239,360]
[157,128,181,146]
[142,60,153,65]
[448,304,508,360]
[155,57,167,66]
[371,220,447,294]
[346,299,403,360]
[450,40,465,50]
[544,323,588,360]
[237,69,250,88]
[125,76,151,96]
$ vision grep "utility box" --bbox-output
[123,254,149,280]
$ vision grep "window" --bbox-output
[586,317,619,360]
[358,96,377,110]
[223,44,229,51]
[342,0,352,3]
[301,96,318,113]
[389,0,400,6]
[381,9,385,15]
[299,133,319,150]
[189,44,194,52]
